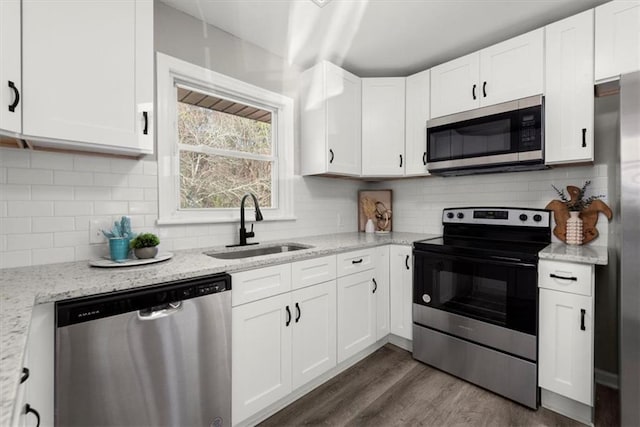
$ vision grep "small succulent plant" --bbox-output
[129,233,160,249]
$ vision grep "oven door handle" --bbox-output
[413,250,536,268]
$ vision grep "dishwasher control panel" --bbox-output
[56,273,231,327]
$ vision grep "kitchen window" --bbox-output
[156,53,294,224]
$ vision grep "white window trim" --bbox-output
[156,53,295,225]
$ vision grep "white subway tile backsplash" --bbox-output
[7,233,53,251]
[32,185,74,201]
[144,188,158,201]
[94,201,128,215]
[93,172,129,188]
[7,168,53,185]
[110,158,144,174]
[7,201,53,217]
[30,151,74,170]
[129,201,157,215]
[54,201,93,216]
[54,171,94,186]
[0,167,6,183]
[32,247,75,264]
[74,187,111,201]
[0,250,32,269]
[0,148,29,168]
[112,188,144,201]
[143,161,157,175]
[54,230,90,247]
[0,184,30,201]
[0,217,31,234]
[0,235,5,251]
[32,217,75,233]
[73,155,111,173]
[128,174,157,188]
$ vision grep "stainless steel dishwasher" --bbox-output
[55,273,231,427]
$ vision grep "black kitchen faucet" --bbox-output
[228,192,263,247]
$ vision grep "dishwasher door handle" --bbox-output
[138,301,183,320]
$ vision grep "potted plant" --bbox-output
[129,232,160,259]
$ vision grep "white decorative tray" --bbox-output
[89,252,173,268]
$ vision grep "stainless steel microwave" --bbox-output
[426,95,544,175]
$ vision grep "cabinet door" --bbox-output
[337,270,376,363]
[374,246,390,340]
[539,289,594,406]
[430,52,480,118]
[21,0,153,154]
[390,245,413,340]
[479,28,544,106]
[327,64,362,175]
[361,78,406,176]
[595,0,640,81]
[291,281,337,390]
[545,10,595,165]
[405,69,430,176]
[0,0,21,134]
[232,293,292,424]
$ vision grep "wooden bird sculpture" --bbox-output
[546,183,612,244]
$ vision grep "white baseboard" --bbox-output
[388,334,412,352]
[595,368,619,389]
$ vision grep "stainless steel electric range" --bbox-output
[412,207,551,409]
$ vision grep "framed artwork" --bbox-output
[358,190,393,232]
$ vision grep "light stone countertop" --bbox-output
[538,243,609,265]
[0,231,434,426]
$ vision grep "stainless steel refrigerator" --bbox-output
[619,71,640,427]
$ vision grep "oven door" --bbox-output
[413,249,537,336]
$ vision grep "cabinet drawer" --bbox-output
[291,255,337,290]
[232,264,292,306]
[336,248,375,277]
[538,260,594,296]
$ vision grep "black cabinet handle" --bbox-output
[8,81,20,112]
[482,81,487,98]
[550,273,577,281]
[372,278,377,294]
[142,111,149,135]
[472,84,476,100]
[25,404,41,427]
[329,149,334,164]
[405,255,410,270]
[399,154,403,168]
[352,259,363,264]
[580,309,586,331]
[295,302,301,323]
[582,128,587,148]
[20,367,29,384]
[422,152,427,166]
[285,305,291,326]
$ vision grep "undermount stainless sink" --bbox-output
[205,243,313,260]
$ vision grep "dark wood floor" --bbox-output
[261,344,619,427]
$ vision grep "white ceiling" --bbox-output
[160,0,609,77]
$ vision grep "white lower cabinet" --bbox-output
[291,281,337,390]
[390,245,413,340]
[232,262,337,425]
[374,246,391,340]
[539,289,594,405]
[538,259,596,421]
[337,269,377,363]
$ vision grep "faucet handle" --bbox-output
[246,223,255,238]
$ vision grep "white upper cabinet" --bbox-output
[545,10,595,165]
[595,0,640,81]
[21,0,153,155]
[405,69,430,176]
[430,52,480,118]
[0,0,21,135]
[361,78,406,177]
[479,28,544,106]
[301,61,362,176]
[430,29,544,118]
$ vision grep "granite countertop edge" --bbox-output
[0,231,434,425]
[538,242,609,265]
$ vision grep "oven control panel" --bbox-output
[442,207,550,227]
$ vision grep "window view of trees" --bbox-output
[177,101,274,209]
